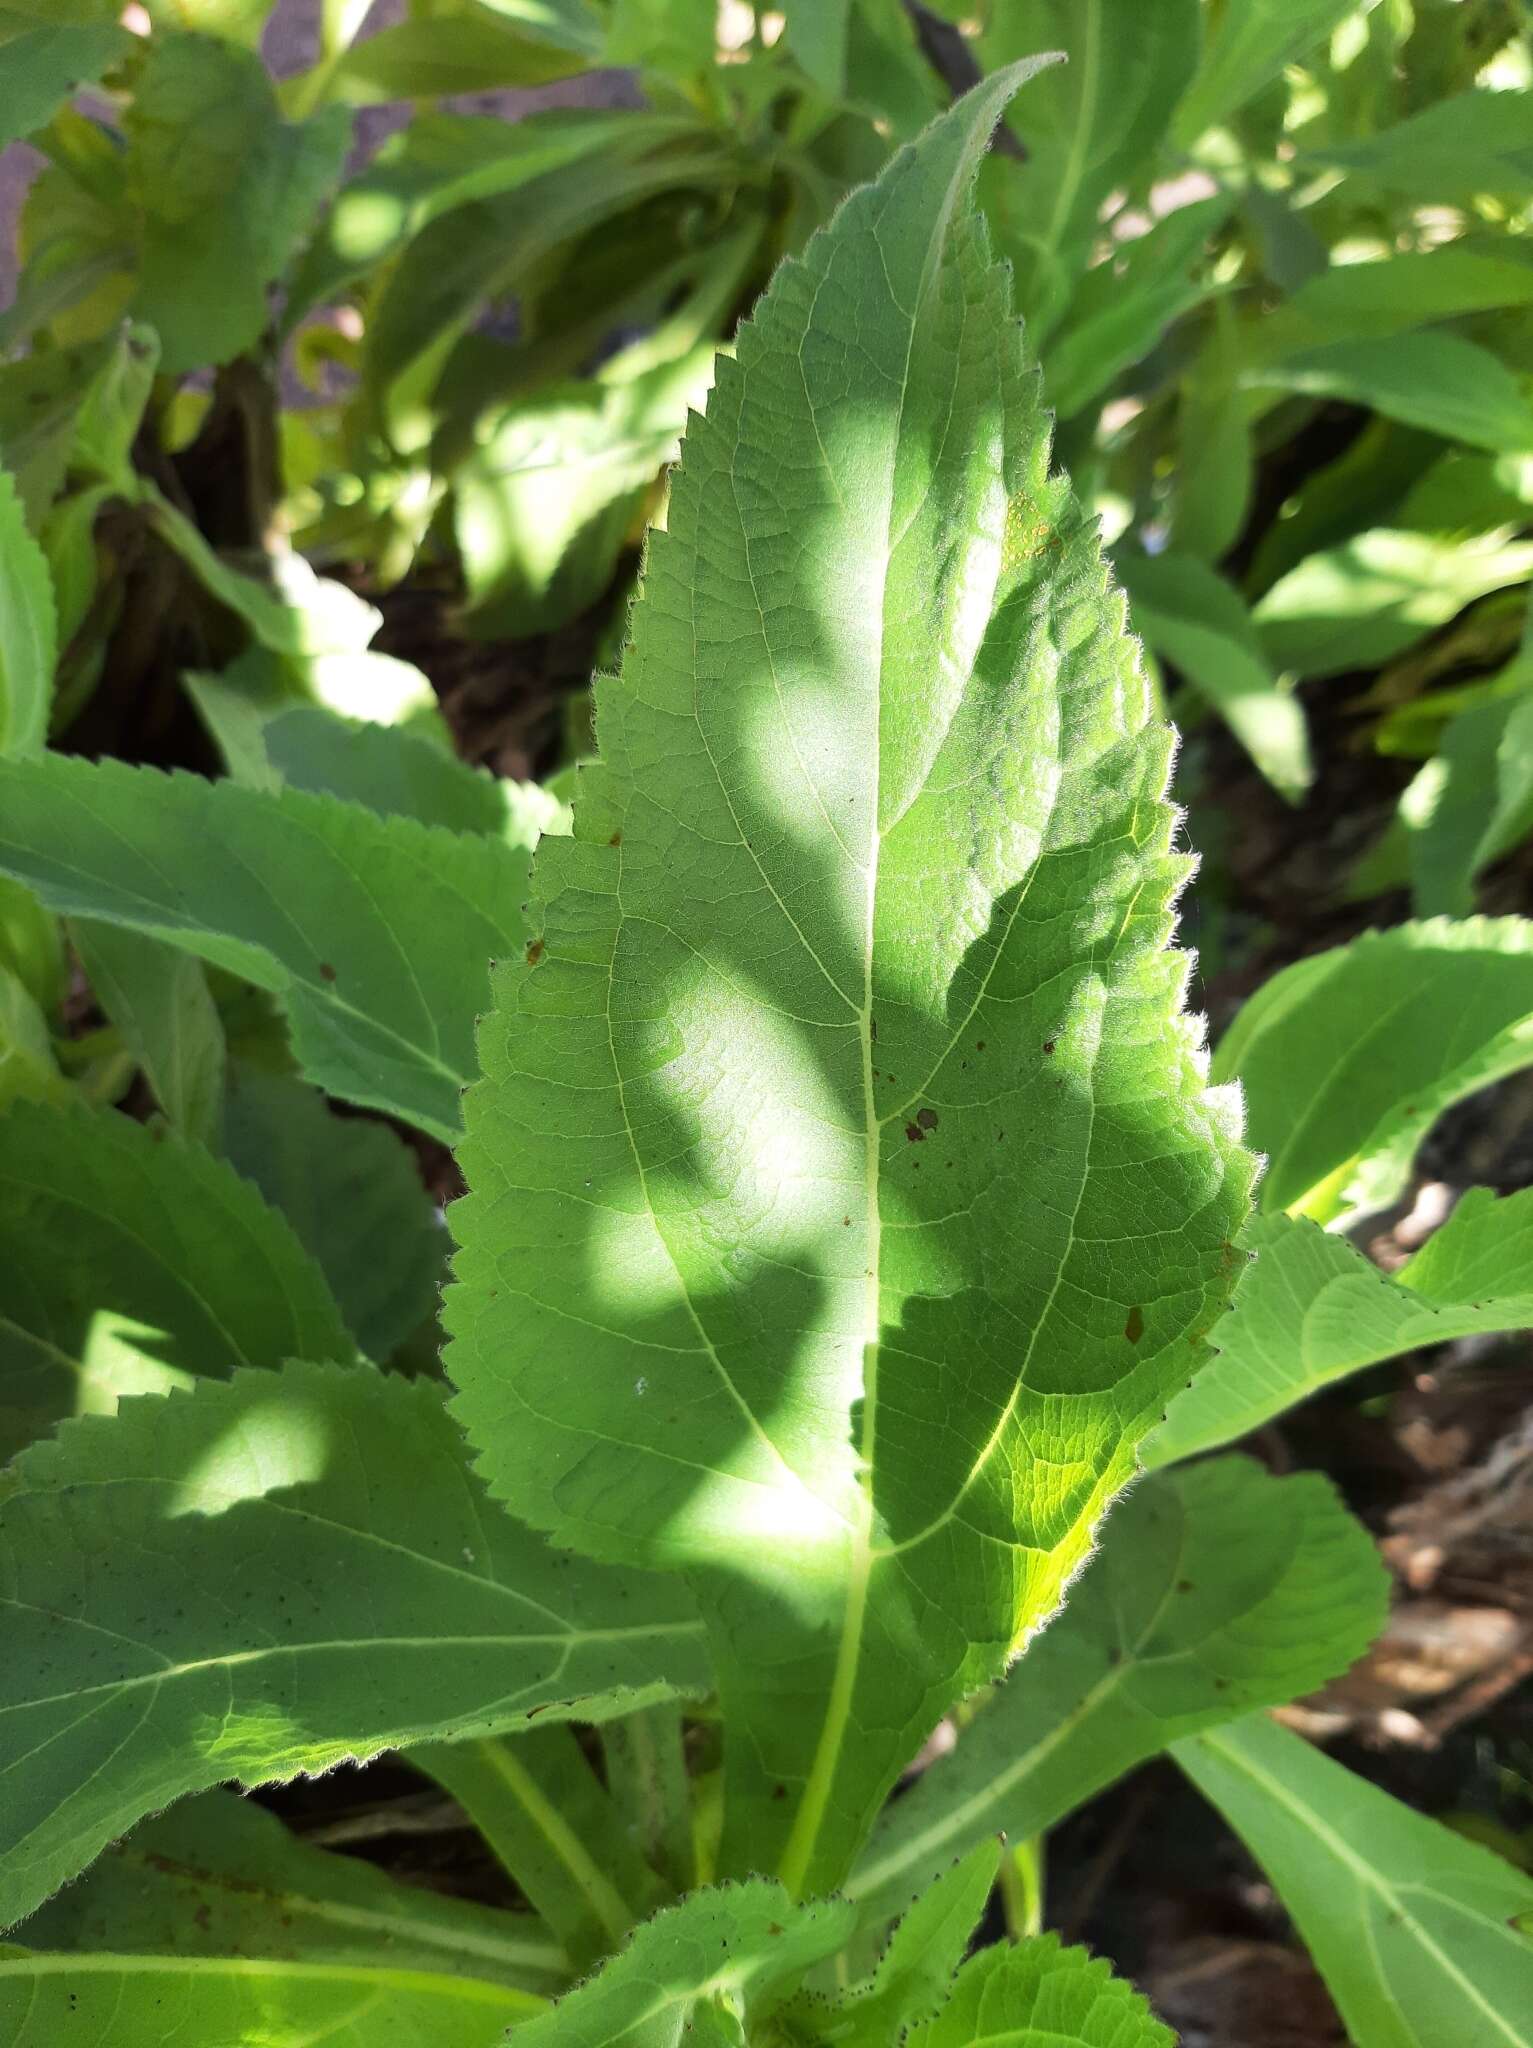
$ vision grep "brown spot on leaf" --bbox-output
[526,939,545,965]
[318,962,336,982]
[608,831,622,847]
[905,1122,926,1143]
[1124,1305,1145,1344]
[916,1106,939,1131]
[1042,1038,1056,1055]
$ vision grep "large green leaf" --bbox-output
[603,0,714,74]
[0,22,131,148]
[0,1361,710,1930]
[72,921,226,1147]
[1041,195,1232,418]
[906,1933,1172,2048]
[979,1,1199,334]
[0,1099,351,1462]
[285,109,685,329]
[779,0,852,96]
[455,343,717,638]
[1394,663,1533,918]
[1250,245,1533,360]
[1248,333,1533,456]
[0,754,529,1140]
[222,1065,443,1364]
[124,31,351,373]
[0,1954,537,2048]
[259,705,511,837]
[0,968,68,1114]
[318,8,593,102]
[363,129,733,448]
[1178,1715,1533,2048]
[16,1785,564,1990]
[447,68,1253,1897]
[847,1456,1386,1923]
[1116,548,1310,801]
[806,1840,999,2045]
[1173,0,1361,145]
[1304,87,1533,203]
[509,1880,855,2046]
[0,468,55,758]
[1215,916,1533,1222]
[1147,1192,1533,1466]
[1254,527,1533,680]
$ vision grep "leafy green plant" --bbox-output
[2,14,1533,2048]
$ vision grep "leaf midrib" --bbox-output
[0,1619,703,1720]
[0,1948,545,2015]
[775,133,987,1897]
[101,1843,566,1975]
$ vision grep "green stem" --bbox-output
[408,1734,634,1956]
[601,1705,693,1893]
[998,1835,1045,1940]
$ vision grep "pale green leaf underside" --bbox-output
[0,1362,709,1931]
[0,1098,351,1463]
[17,1786,564,1991]
[1216,915,1533,1222]
[510,1879,855,2046]
[1177,1715,1533,2048]
[447,68,1252,1894]
[906,1932,1173,2048]
[1147,1191,1533,1466]
[848,1454,1386,1922]
[0,754,531,1139]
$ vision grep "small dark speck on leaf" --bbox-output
[976,1040,986,1051]
[905,1122,926,1143]
[1177,1579,1194,1594]
[768,1923,784,1936]
[318,962,336,982]
[608,831,622,846]
[1125,1305,1145,1344]
[1042,1038,1056,1055]
[916,1106,939,1130]
[772,1783,787,1800]
[526,939,545,965]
